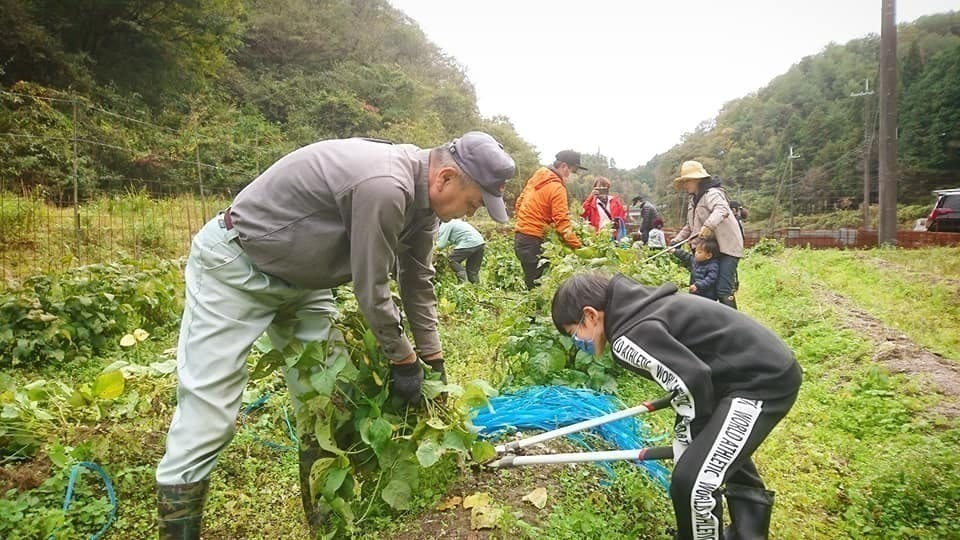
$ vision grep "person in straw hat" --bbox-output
[670,160,744,309]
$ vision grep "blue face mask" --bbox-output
[572,318,596,355]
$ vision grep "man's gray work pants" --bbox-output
[156,216,337,485]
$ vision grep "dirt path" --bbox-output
[816,288,960,419]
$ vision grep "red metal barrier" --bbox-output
[663,228,960,249]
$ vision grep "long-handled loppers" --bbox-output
[640,233,700,264]
[487,393,676,468]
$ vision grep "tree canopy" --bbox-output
[1,3,957,222]
[0,0,539,199]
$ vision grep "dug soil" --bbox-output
[390,439,595,539]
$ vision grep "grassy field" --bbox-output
[1,230,959,538]
[785,248,960,360]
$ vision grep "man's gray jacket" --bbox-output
[230,138,440,361]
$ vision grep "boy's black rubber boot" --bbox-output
[721,294,739,310]
[723,483,775,540]
[299,436,331,535]
[157,479,209,540]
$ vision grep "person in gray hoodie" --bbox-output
[155,132,515,539]
[551,272,801,540]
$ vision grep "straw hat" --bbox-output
[672,160,711,189]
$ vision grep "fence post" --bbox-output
[195,128,207,220]
[72,98,81,259]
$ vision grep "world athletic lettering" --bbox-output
[690,398,763,540]
[612,336,695,417]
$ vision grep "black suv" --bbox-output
[926,189,960,232]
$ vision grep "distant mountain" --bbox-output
[635,11,960,223]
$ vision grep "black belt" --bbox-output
[223,206,234,230]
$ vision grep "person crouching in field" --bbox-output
[436,218,486,283]
[551,272,801,540]
[673,237,720,301]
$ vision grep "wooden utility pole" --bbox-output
[788,146,800,226]
[878,0,898,244]
[851,79,874,228]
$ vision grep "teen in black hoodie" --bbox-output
[552,273,801,540]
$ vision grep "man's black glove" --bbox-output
[390,361,423,404]
[425,358,447,384]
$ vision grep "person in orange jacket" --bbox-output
[514,150,585,289]
[580,176,628,240]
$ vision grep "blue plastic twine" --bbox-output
[241,392,299,451]
[49,461,117,540]
[472,386,672,489]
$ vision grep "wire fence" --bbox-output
[660,228,960,250]
[2,89,959,289]
[0,88,274,286]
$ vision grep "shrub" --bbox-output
[749,237,785,256]
[0,261,182,367]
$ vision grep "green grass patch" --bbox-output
[782,248,960,360]
[738,252,960,538]
[853,246,960,282]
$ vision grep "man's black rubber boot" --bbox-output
[723,483,775,540]
[157,479,209,540]
[299,436,331,535]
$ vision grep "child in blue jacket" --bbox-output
[673,237,720,301]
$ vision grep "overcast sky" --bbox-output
[387,0,957,169]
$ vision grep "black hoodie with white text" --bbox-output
[603,274,801,449]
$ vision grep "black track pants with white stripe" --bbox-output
[670,392,797,540]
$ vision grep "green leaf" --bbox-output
[309,354,347,395]
[253,334,274,354]
[313,418,343,455]
[470,440,496,464]
[441,430,470,454]
[381,479,412,510]
[464,380,498,409]
[363,329,380,362]
[48,443,68,468]
[391,457,420,491]
[92,370,124,400]
[250,349,284,380]
[364,417,393,456]
[421,379,445,400]
[67,390,88,408]
[322,468,349,500]
[329,496,355,526]
[416,438,442,468]
[308,458,337,501]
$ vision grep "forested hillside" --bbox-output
[637,11,960,223]
[0,0,540,202]
[2,3,958,224]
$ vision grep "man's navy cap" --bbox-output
[449,131,516,223]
